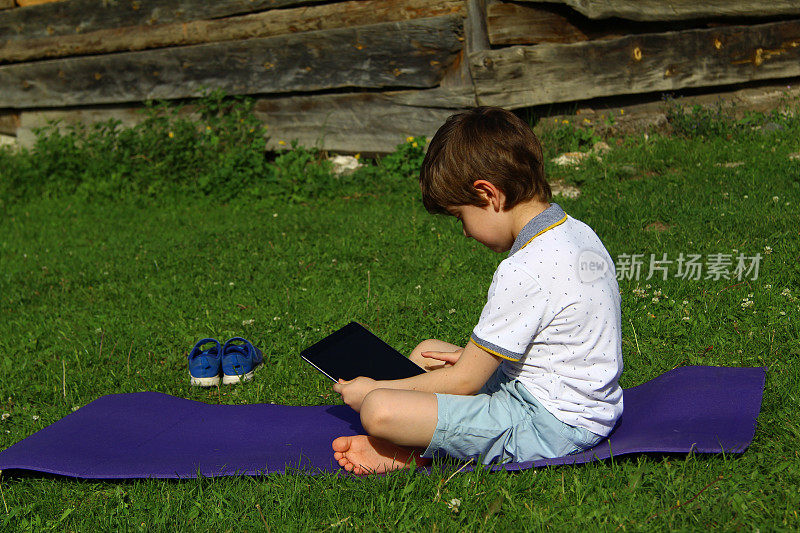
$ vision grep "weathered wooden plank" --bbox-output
[0,0,464,64]
[0,0,310,42]
[384,83,475,109]
[487,3,589,45]
[470,19,800,109]
[15,105,199,147]
[0,0,16,10]
[0,16,464,108]
[254,92,463,153]
[16,0,64,6]
[534,0,800,21]
[465,0,489,55]
[14,88,464,153]
[0,109,19,134]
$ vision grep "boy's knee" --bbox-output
[360,389,396,436]
[410,339,441,360]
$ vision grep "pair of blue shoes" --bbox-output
[187,337,263,387]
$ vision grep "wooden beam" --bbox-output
[465,0,489,55]
[255,91,464,153]
[487,3,589,46]
[0,110,18,134]
[16,0,64,6]
[0,16,464,108]
[14,88,466,153]
[0,0,464,64]
[470,19,800,109]
[532,0,800,21]
[0,0,16,10]
[0,0,310,42]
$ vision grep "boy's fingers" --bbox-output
[421,351,461,363]
[333,378,352,393]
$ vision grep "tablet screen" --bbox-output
[300,322,425,382]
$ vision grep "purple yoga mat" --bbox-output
[0,366,764,479]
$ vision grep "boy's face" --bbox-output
[446,204,515,253]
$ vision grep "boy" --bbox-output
[332,107,623,474]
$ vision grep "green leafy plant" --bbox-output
[539,117,601,156]
[380,136,427,178]
[0,95,433,208]
[664,94,800,139]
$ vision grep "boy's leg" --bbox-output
[332,388,438,475]
[409,339,462,371]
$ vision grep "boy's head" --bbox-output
[420,106,551,215]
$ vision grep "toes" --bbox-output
[332,436,352,453]
[333,451,344,461]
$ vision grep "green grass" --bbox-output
[1,109,799,531]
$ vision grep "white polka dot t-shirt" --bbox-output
[471,203,623,436]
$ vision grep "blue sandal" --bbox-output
[187,338,222,387]
[221,337,263,385]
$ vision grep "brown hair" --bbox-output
[420,106,550,214]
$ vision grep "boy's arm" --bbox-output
[384,341,500,394]
[334,341,501,411]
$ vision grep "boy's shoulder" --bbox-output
[500,212,616,295]
[508,214,606,268]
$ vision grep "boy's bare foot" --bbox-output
[332,435,431,475]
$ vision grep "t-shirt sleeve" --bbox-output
[470,261,549,361]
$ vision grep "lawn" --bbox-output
[0,102,799,531]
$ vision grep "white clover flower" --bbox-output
[242,319,255,326]
[765,284,772,289]
[682,300,689,305]
[447,498,462,513]
[1,412,9,421]
[449,309,456,314]
[782,288,792,296]
[682,316,691,321]
[32,415,39,421]
[764,246,772,254]
[652,297,660,303]
[773,196,780,203]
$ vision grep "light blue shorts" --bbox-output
[421,368,603,464]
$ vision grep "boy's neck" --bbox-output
[509,200,551,240]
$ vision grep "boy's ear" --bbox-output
[473,180,504,211]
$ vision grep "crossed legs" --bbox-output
[332,339,462,475]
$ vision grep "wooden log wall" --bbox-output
[1,0,800,153]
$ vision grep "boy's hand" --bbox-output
[333,377,378,412]
[421,349,463,367]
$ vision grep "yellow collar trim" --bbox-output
[518,214,568,251]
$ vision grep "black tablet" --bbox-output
[300,322,425,382]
